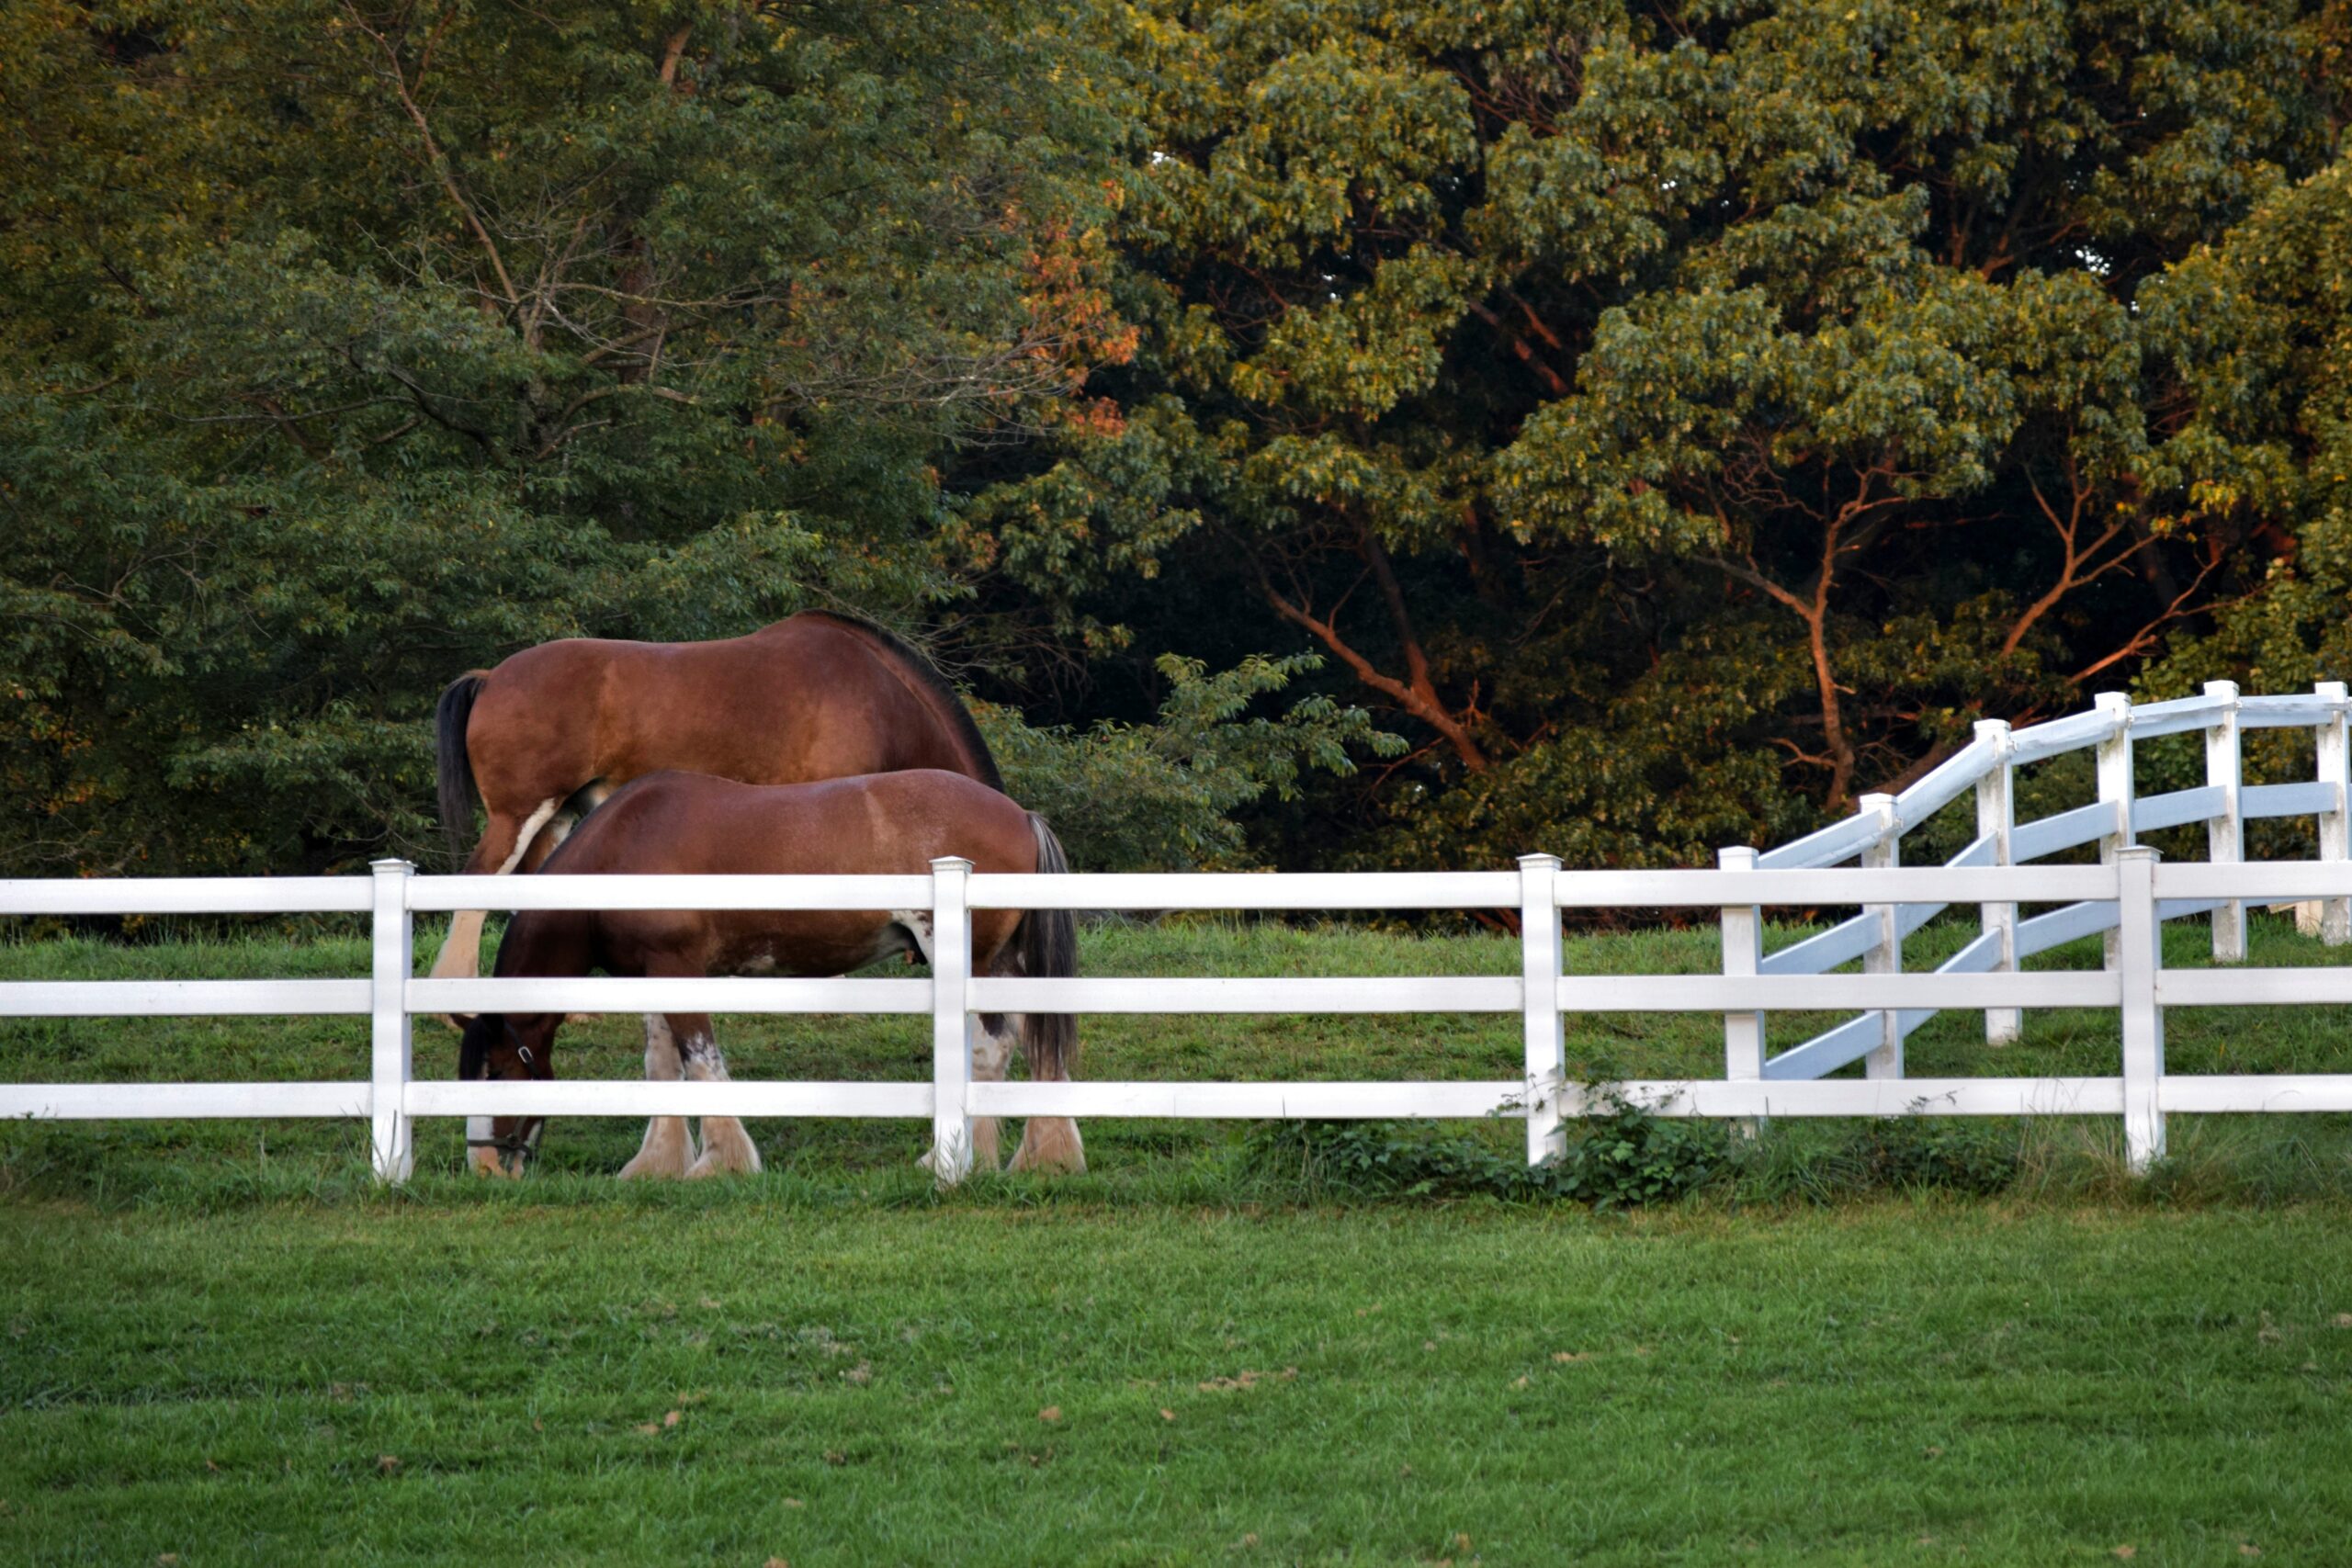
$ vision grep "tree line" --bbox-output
[4,0,2348,876]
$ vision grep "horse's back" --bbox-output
[463,614,994,805]
[547,769,1035,879]
[537,769,1037,978]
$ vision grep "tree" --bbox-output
[0,0,1131,872]
[972,0,2338,866]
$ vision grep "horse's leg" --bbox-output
[680,1014,763,1178]
[518,782,609,874]
[430,796,566,1037]
[524,790,615,1027]
[1008,1008,1086,1175]
[966,1013,1018,1172]
[616,1012,697,1180]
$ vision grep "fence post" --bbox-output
[2319,682,2350,946]
[1859,793,1902,1079]
[1518,853,1564,1166]
[928,855,975,1187]
[1974,719,2020,1043]
[2096,692,2134,968]
[2117,845,2165,1172]
[2203,680,2245,964]
[368,858,414,1185]
[1718,846,1764,1133]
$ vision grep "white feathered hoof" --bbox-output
[685,1118,763,1179]
[1009,1117,1086,1175]
[618,1117,695,1180]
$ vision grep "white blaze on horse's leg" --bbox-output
[682,1031,763,1179]
[428,796,566,1021]
[617,1014,695,1180]
[497,797,565,874]
[430,910,491,984]
[892,911,935,964]
[967,1019,1014,1172]
[466,1116,503,1177]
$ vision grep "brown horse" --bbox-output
[456,768,1083,1180]
[431,611,1003,986]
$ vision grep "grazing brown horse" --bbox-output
[431,611,1003,987]
[457,769,1083,1181]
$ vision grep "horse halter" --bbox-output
[466,1121,542,1163]
[467,1043,543,1163]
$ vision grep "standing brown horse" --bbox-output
[457,768,1083,1180]
[431,611,1003,986]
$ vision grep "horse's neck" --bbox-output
[498,908,602,978]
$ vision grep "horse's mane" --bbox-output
[797,610,1006,793]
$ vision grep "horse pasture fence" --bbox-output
[4,682,2351,1184]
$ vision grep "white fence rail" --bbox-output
[4,686,2352,1183]
[1719,681,2352,1100]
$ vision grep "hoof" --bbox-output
[618,1118,696,1180]
[685,1145,763,1179]
[468,1146,523,1179]
[685,1120,762,1179]
[1009,1118,1086,1175]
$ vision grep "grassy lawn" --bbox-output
[6,1201,2352,1564]
[6,915,2352,1562]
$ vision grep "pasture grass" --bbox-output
[7,1201,2352,1563]
[8,915,2352,1562]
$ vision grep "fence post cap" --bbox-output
[1515,852,1561,872]
[928,855,974,874]
[1973,716,2012,742]
[1716,846,1757,870]
[2317,680,2349,702]
[368,858,413,874]
[2094,691,2132,709]
[2202,679,2241,701]
[2116,844,2163,864]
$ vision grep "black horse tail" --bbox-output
[1016,812,1078,1082]
[436,671,488,871]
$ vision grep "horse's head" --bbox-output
[458,1011,558,1177]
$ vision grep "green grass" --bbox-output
[9,915,2352,1562]
[7,1201,2352,1563]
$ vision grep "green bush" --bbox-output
[1236,1096,1727,1209]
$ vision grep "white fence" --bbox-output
[1718,679,2352,1118]
[3,682,2351,1183]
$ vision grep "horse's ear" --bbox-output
[458,1016,494,1079]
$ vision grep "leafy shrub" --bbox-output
[976,652,1400,871]
[1236,1094,1727,1209]
[1543,1097,1728,1210]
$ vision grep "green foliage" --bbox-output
[0,0,1130,874]
[1239,1096,1725,1209]
[1544,1095,1730,1209]
[978,0,2343,865]
[978,652,1404,870]
[2140,157,2352,701]
[5,0,2351,881]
